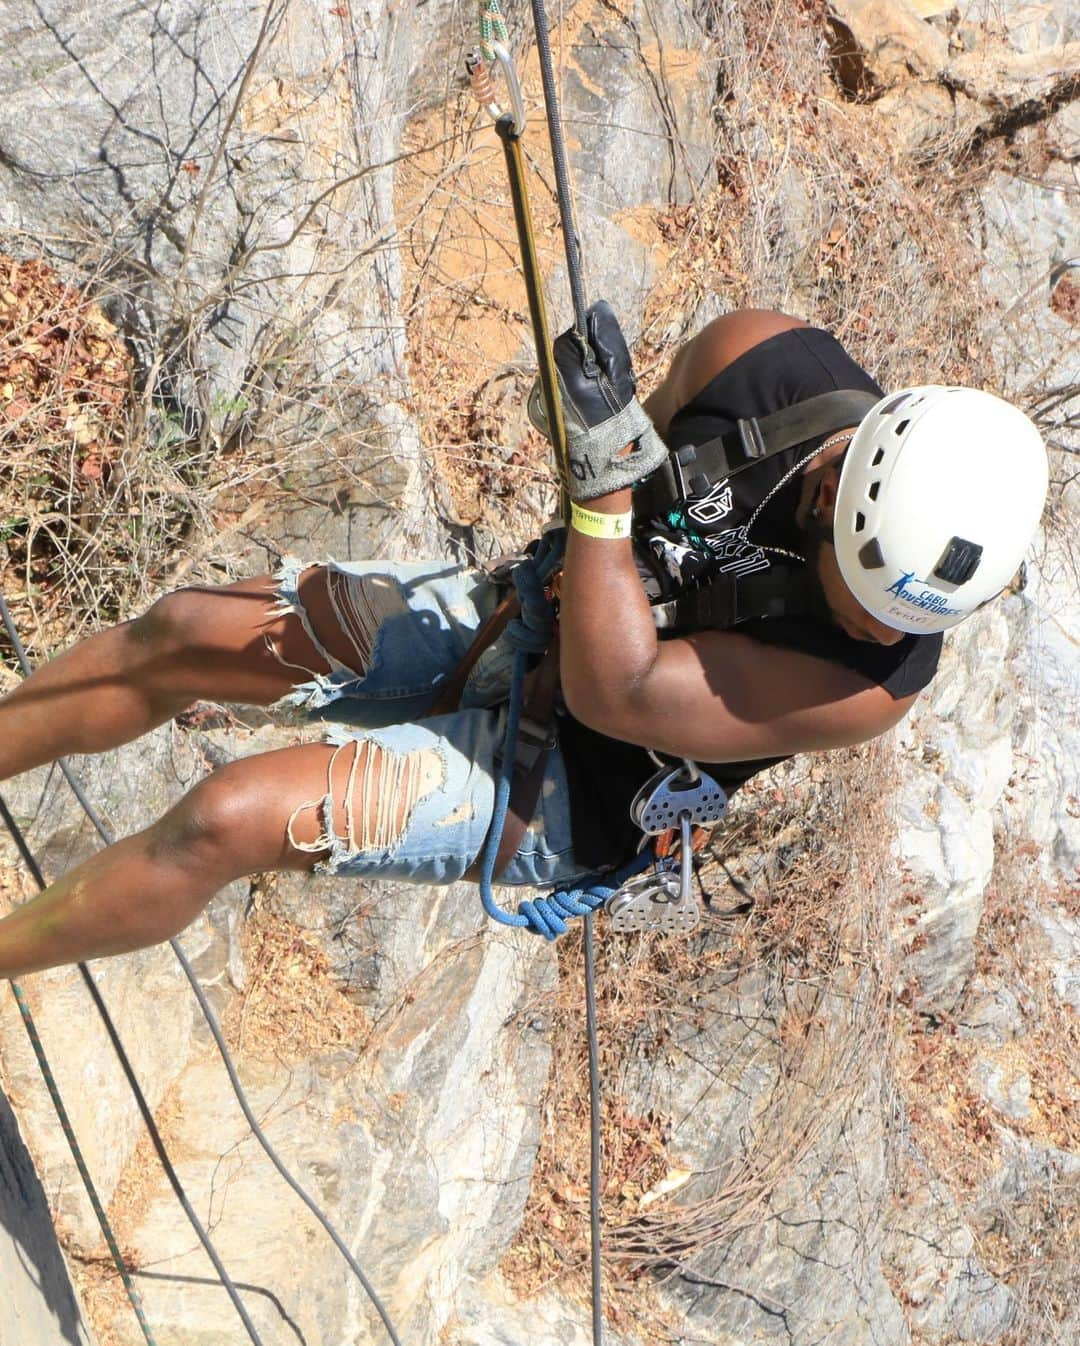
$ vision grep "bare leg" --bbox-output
[0,568,365,782]
[0,735,427,980]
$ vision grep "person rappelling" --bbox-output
[0,8,1049,978]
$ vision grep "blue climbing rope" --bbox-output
[476,536,652,941]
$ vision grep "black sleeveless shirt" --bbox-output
[558,326,942,870]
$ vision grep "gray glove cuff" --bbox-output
[565,398,670,501]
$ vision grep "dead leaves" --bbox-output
[0,253,140,648]
[227,895,370,1066]
[0,254,132,476]
[1050,271,1080,327]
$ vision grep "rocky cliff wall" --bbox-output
[0,2,1077,1344]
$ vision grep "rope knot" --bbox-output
[505,530,564,654]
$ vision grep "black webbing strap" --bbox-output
[635,389,880,520]
[652,564,817,633]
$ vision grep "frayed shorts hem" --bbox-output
[268,558,588,891]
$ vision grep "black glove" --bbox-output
[528,301,668,501]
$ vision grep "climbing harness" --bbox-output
[471,538,653,940]
[635,388,881,517]
[635,389,881,631]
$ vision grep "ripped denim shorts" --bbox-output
[271,557,591,891]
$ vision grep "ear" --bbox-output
[815,463,842,521]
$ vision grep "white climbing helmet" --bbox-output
[832,386,1049,635]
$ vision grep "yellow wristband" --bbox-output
[570,502,634,539]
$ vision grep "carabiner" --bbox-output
[466,43,526,138]
[645,750,701,786]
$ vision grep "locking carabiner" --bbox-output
[466,43,526,138]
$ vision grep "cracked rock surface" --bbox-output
[1,1,1077,1343]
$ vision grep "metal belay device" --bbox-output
[608,759,728,934]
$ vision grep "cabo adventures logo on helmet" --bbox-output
[884,571,962,618]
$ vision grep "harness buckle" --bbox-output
[486,552,531,584]
[515,713,556,773]
[736,416,766,460]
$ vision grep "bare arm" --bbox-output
[558,490,916,762]
[559,307,914,760]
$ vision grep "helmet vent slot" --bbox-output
[858,539,885,570]
[855,511,866,533]
[879,393,910,415]
[893,419,910,436]
[871,446,885,467]
[868,481,880,501]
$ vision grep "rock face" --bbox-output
[0,1086,95,1344]
[893,607,1017,1012]
[1,2,1077,1346]
[2,0,447,567]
